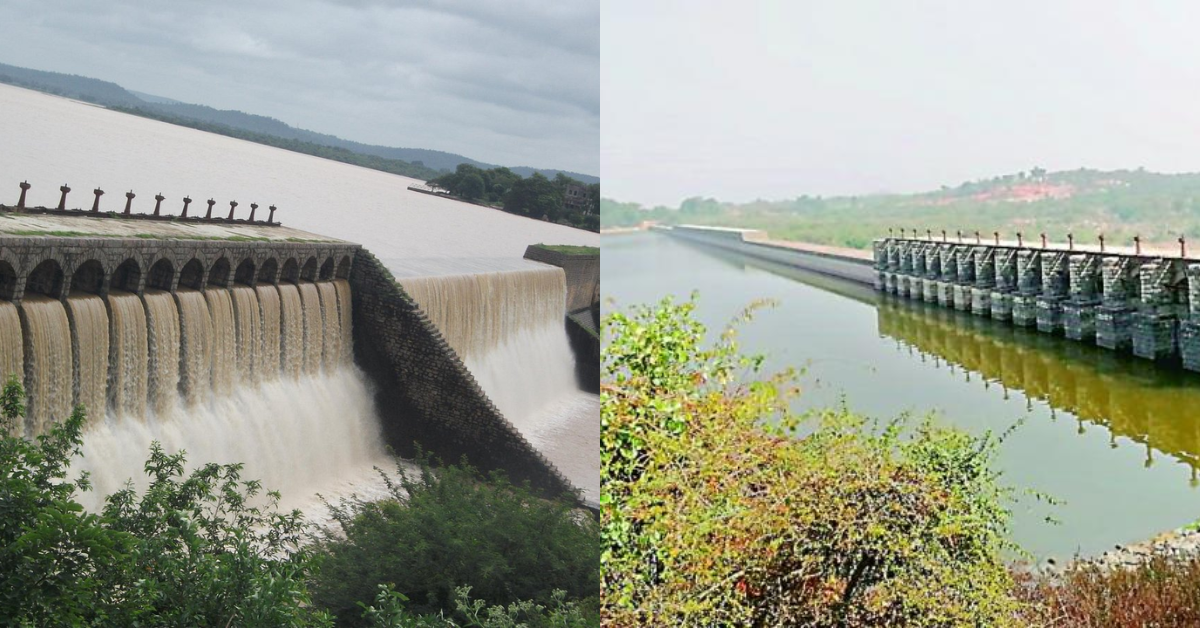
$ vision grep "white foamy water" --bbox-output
[74,367,386,513]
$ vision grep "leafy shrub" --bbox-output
[0,376,330,626]
[361,585,594,628]
[601,295,1022,626]
[310,456,600,626]
[1016,556,1200,626]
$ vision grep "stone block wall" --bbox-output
[349,248,575,499]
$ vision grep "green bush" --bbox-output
[601,295,1022,626]
[361,585,594,628]
[309,456,600,626]
[0,376,330,626]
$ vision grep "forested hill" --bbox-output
[603,168,1200,249]
[0,61,598,184]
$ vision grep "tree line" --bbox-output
[428,164,600,232]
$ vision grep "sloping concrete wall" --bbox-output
[349,248,576,499]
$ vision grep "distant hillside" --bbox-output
[0,61,598,184]
[603,168,1200,249]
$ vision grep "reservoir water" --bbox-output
[604,231,1200,560]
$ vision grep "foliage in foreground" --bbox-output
[0,375,598,627]
[0,376,328,626]
[310,455,600,626]
[601,295,1021,626]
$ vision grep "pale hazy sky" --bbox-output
[0,0,598,175]
[602,0,1200,207]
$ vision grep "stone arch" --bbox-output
[147,258,176,291]
[27,259,65,298]
[70,259,106,295]
[319,257,335,281]
[234,258,256,286]
[300,257,318,282]
[0,261,17,301]
[207,257,231,287]
[280,258,300,284]
[336,255,352,279]
[257,258,279,284]
[178,258,205,290]
[111,258,142,293]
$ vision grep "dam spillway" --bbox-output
[875,236,1200,370]
[0,203,589,504]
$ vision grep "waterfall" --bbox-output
[398,267,579,433]
[74,366,385,512]
[176,289,212,406]
[278,284,304,377]
[298,283,324,373]
[67,293,109,424]
[230,286,261,383]
[256,285,281,380]
[144,290,181,418]
[20,295,73,434]
[334,279,353,363]
[0,301,23,397]
[107,291,148,419]
[317,281,341,369]
[205,288,236,396]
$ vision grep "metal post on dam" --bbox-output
[873,233,1200,370]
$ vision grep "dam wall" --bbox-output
[662,224,878,285]
[0,209,577,501]
[523,244,600,392]
[875,236,1200,370]
[522,244,600,314]
[348,249,575,498]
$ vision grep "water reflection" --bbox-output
[877,297,1200,482]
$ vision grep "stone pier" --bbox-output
[875,236,1197,369]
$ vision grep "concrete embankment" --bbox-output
[660,224,877,285]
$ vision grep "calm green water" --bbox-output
[603,231,1200,560]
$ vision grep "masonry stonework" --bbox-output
[349,249,576,500]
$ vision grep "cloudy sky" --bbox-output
[0,0,598,175]
[604,0,1200,207]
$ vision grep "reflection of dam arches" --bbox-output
[877,297,1200,479]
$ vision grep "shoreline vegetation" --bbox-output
[601,167,1200,252]
[424,166,600,233]
[0,377,600,627]
[601,294,1200,626]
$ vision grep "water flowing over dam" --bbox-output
[12,276,366,506]
[399,266,579,429]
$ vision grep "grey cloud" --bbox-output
[0,0,597,174]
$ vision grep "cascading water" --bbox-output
[399,267,579,430]
[108,291,148,419]
[27,279,388,514]
[256,285,281,379]
[144,290,180,418]
[20,295,73,434]
[316,281,341,369]
[298,283,324,373]
[334,279,353,362]
[66,293,109,424]
[230,286,261,383]
[278,284,304,377]
[0,301,23,395]
[176,289,212,405]
[205,288,236,396]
